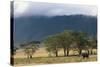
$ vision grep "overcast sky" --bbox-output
[13,1,97,17]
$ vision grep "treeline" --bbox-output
[14,30,97,58]
[44,30,97,57]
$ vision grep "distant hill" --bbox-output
[13,15,97,46]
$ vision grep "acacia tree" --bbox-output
[20,41,39,59]
[72,31,87,55]
[88,36,97,54]
[58,30,74,56]
[44,30,75,57]
[44,34,61,57]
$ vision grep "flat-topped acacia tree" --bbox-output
[58,30,74,56]
[72,31,90,55]
[20,41,39,59]
[44,34,61,57]
[44,30,74,57]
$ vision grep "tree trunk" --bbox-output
[67,49,69,56]
[63,48,67,57]
[90,49,93,55]
[79,49,82,56]
[55,51,58,57]
[87,50,89,55]
[29,55,32,59]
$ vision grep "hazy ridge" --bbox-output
[13,15,97,46]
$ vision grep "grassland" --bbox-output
[13,48,97,66]
[14,55,97,66]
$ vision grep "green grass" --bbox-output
[14,55,97,66]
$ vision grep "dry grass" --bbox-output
[14,48,48,58]
[14,55,97,66]
[13,47,97,66]
[14,48,97,58]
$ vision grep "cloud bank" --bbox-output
[13,1,97,17]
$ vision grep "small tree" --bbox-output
[20,41,39,59]
[13,47,18,55]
